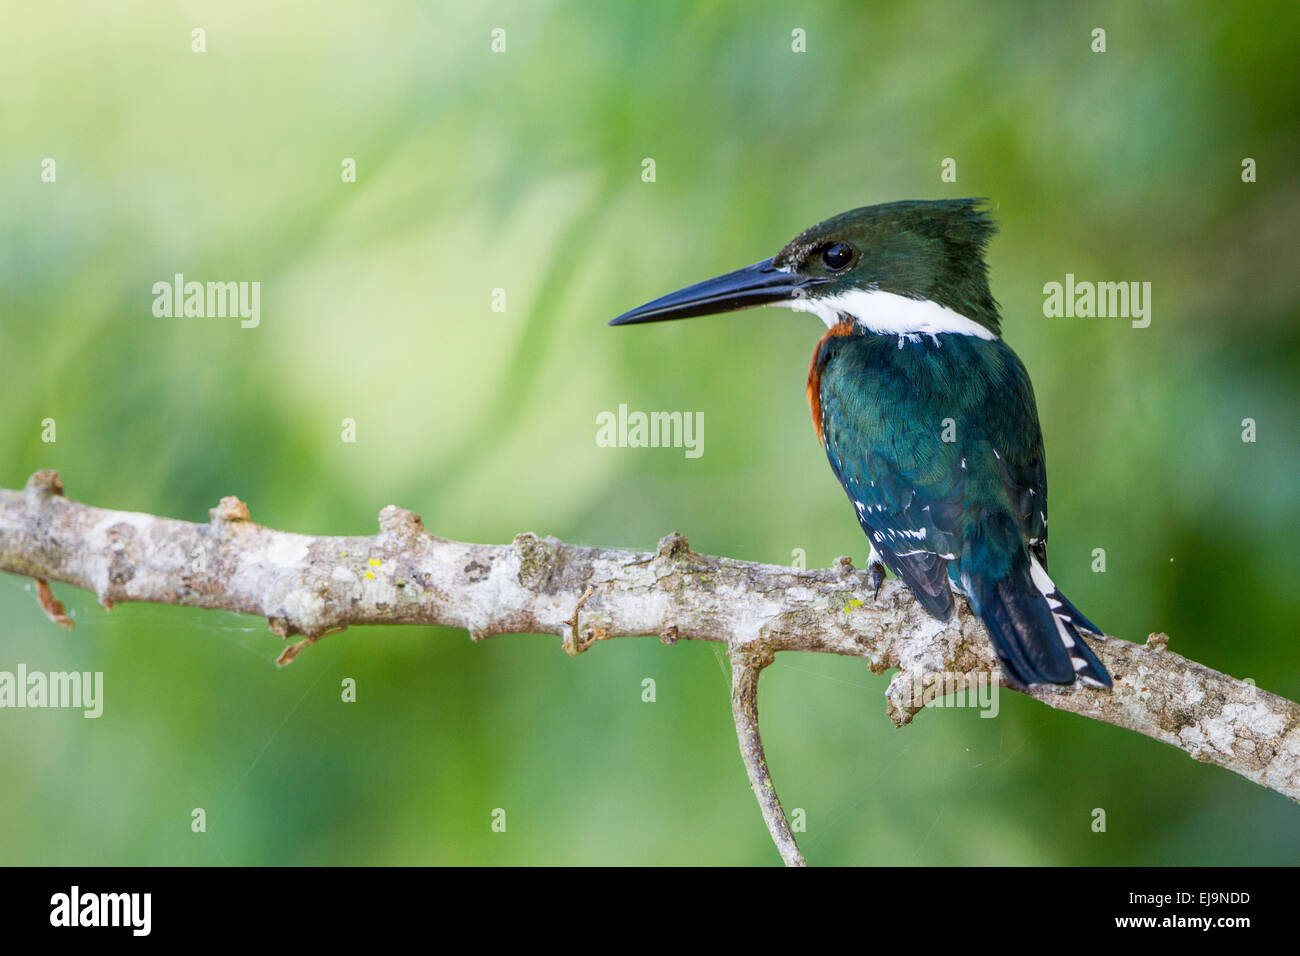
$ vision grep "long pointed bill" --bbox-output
[608,257,827,326]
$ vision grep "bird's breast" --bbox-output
[806,318,856,444]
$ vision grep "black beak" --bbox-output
[608,257,826,326]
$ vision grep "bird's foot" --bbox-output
[868,560,887,601]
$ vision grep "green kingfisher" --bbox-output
[609,199,1112,688]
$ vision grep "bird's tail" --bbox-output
[964,530,1111,688]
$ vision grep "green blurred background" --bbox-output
[2,1,1297,865]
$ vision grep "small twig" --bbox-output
[730,647,806,867]
[275,626,345,666]
[563,584,596,656]
[35,579,73,630]
[276,635,319,666]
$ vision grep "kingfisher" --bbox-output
[609,199,1111,688]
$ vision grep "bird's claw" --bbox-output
[868,561,886,601]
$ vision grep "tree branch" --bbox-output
[730,647,806,866]
[2,471,1297,863]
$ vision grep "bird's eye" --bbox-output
[821,241,854,271]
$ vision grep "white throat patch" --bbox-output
[780,288,996,343]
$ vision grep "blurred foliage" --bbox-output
[1,0,1297,864]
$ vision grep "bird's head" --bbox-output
[609,198,1002,339]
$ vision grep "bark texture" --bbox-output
[2,470,1297,861]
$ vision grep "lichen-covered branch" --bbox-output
[2,470,1298,825]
